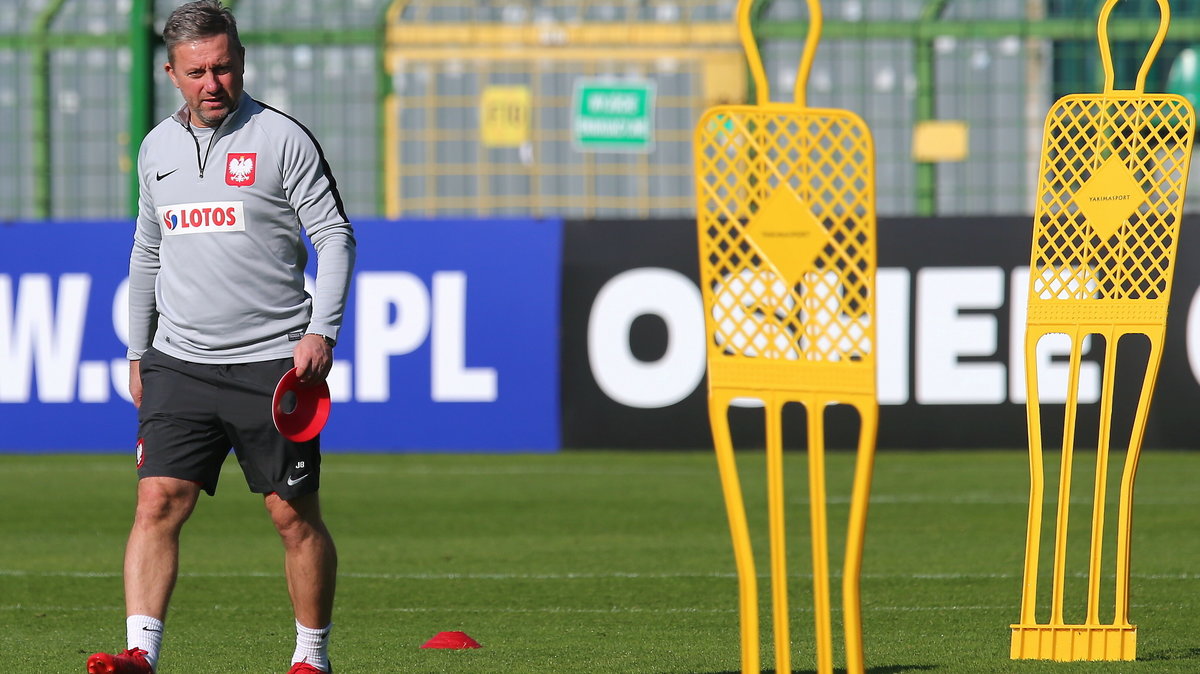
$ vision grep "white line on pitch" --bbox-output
[0,602,1170,616]
[5,569,1200,581]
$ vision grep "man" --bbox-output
[87,2,354,673]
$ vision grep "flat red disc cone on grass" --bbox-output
[421,631,482,649]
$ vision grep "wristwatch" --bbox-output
[309,333,336,348]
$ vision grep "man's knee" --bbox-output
[266,493,329,541]
[134,477,200,529]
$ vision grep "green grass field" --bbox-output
[3,449,1200,673]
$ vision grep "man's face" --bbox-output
[165,32,244,128]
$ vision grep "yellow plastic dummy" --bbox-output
[693,1,878,672]
[1011,0,1195,661]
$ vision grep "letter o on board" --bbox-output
[587,268,705,408]
[1187,285,1200,386]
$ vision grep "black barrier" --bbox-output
[560,219,711,448]
[561,216,1200,450]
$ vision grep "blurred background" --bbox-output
[6,0,1200,223]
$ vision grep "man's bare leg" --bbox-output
[93,476,201,672]
[125,476,201,619]
[266,491,337,671]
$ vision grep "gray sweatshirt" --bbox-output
[128,92,356,364]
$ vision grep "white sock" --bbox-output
[126,614,163,671]
[292,620,332,671]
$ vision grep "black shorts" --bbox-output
[136,347,321,500]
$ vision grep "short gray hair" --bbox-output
[163,1,242,63]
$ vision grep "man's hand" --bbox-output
[294,334,333,383]
[129,360,143,409]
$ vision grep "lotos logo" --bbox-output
[156,201,247,236]
[135,438,145,469]
[226,152,256,186]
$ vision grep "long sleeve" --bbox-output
[127,143,162,360]
[280,123,356,343]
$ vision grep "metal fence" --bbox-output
[0,0,387,221]
[382,0,743,218]
[3,0,1200,221]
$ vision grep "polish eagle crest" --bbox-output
[228,156,254,183]
[224,152,257,187]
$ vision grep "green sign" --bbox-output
[572,80,655,152]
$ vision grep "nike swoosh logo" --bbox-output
[142,626,162,633]
[287,474,309,486]
[155,168,179,181]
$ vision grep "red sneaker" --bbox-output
[287,663,331,674]
[86,648,153,674]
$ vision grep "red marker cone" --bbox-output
[271,368,331,442]
[421,631,482,649]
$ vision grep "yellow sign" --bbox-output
[1072,155,1148,240]
[480,86,531,148]
[745,188,828,286]
[912,120,969,162]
